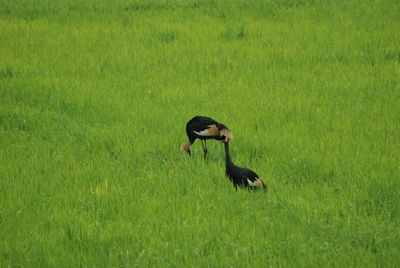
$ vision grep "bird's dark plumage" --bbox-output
[224,142,266,190]
[181,116,233,158]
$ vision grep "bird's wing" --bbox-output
[238,167,258,178]
[192,117,218,127]
[193,125,219,136]
[247,178,265,188]
[246,174,259,183]
[191,116,218,125]
[187,116,219,137]
[242,169,265,188]
[237,168,259,182]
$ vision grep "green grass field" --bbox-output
[1,0,400,266]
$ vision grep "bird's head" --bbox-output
[180,142,191,154]
[220,129,233,143]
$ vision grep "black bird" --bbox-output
[224,141,266,190]
[180,116,233,158]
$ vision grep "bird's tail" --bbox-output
[255,179,267,190]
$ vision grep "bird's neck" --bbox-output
[224,142,232,164]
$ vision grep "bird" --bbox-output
[223,141,266,190]
[180,115,233,158]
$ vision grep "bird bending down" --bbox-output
[180,116,233,159]
[224,141,266,190]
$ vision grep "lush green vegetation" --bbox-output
[1,0,399,266]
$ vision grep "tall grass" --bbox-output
[1,0,399,266]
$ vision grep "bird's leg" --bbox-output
[201,140,208,159]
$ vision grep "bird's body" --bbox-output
[181,116,233,158]
[224,142,266,190]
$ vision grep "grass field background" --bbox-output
[1,0,399,266]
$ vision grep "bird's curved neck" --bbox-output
[224,142,232,164]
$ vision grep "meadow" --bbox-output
[1,0,399,266]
